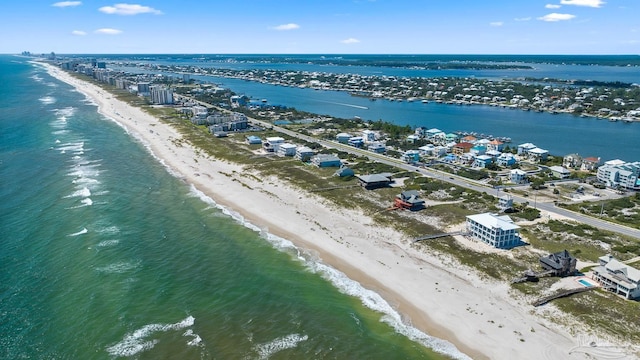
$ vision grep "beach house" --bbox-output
[596,160,640,191]
[497,195,513,212]
[510,169,527,184]
[263,136,285,152]
[539,250,577,277]
[401,150,421,163]
[295,147,315,161]
[356,173,393,189]
[496,153,516,167]
[592,255,640,300]
[472,155,493,168]
[395,190,425,210]
[580,157,601,172]
[487,139,504,152]
[367,142,386,154]
[277,143,297,157]
[452,142,474,156]
[549,166,571,179]
[517,143,537,155]
[311,154,342,168]
[563,153,583,169]
[466,213,521,249]
[527,147,549,162]
[336,133,352,144]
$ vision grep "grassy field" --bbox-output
[560,193,640,230]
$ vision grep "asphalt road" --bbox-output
[179,95,640,241]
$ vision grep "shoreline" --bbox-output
[40,62,614,360]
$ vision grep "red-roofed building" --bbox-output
[581,157,601,171]
[453,142,474,156]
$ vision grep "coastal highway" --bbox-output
[177,95,640,240]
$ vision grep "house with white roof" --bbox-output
[295,146,315,161]
[510,169,527,184]
[277,143,297,157]
[497,153,516,167]
[361,129,378,143]
[517,143,537,155]
[549,165,571,179]
[527,147,549,162]
[592,255,640,299]
[466,213,521,249]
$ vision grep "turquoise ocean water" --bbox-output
[0,56,466,359]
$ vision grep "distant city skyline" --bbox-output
[3,0,639,54]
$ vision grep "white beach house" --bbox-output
[466,213,521,249]
[592,255,640,300]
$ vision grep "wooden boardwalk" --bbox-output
[532,287,595,307]
[309,184,359,192]
[413,231,465,243]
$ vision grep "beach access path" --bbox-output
[41,62,637,360]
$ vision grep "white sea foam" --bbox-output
[66,187,91,198]
[184,183,470,359]
[30,74,43,82]
[253,333,308,360]
[307,262,472,360]
[97,239,120,247]
[57,141,84,153]
[69,228,88,237]
[72,177,100,185]
[54,106,76,118]
[81,198,93,206]
[39,96,56,105]
[182,329,203,347]
[95,261,141,274]
[96,226,120,235]
[106,316,195,357]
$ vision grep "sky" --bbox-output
[2,0,639,54]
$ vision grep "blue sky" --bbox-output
[2,0,638,54]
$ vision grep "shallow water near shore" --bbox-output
[0,56,468,359]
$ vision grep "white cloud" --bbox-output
[94,28,122,35]
[490,21,504,27]
[538,13,576,22]
[545,4,561,8]
[71,30,87,35]
[560,0,605,7]
[52,1,81,7]
[271,23,300,31]
[99,3,162,15]
[340,38,360,44]
[514,17,532,21]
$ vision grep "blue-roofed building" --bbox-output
[473,155,493,168]
[246,135,262,145]
[401,150,421,163]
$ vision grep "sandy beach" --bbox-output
[41,62,635,360]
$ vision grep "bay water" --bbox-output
[0,56,462,359]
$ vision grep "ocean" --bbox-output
[0,56,468,359]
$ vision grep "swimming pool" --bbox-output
[578,279,594,287]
